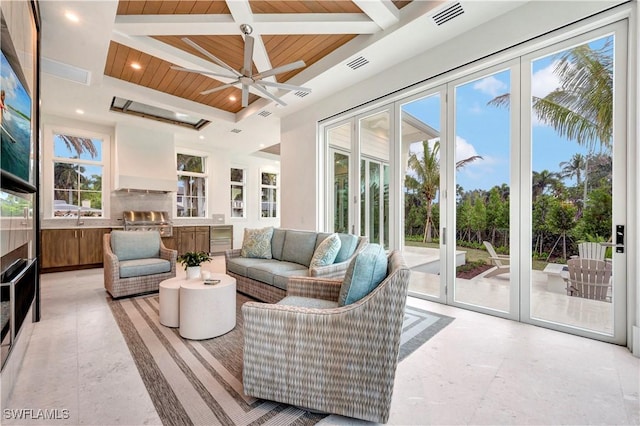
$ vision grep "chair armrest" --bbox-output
[488,254,511,263]
[159,242,177,263]
[287,276,343,301]
[309,260,350,279]
[225,249,242,272]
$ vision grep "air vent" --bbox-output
[432,2,464,26]
[258,110,272,117]
[230,128,242,133]
[41,56,91,85]
[294,91,309,98]
[346,56,369,70]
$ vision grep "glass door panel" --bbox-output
[400,92,443,299]
[452,68,513,315]
[328,122,352,234]
[527,33,621,337]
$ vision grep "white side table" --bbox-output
[159,277,183,327]
[179,274,236,340]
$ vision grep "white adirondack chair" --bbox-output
[565,258,612,301]
[577,242,607,261]
[483,241,510,278]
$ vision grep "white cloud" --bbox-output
[473,76,507,97]
[532,60,560,98]
[455,136,480,162]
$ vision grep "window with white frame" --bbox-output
[260,171,278,218]
[51,132,105,218]
[176,153,207,218]
[230,168,245,218]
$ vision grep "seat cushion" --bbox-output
[282,230,318,266]
[111,230,160,261]
[277,296,339,309]
[309,233,341,269]
[241,227,274,259]
[273,268,310,291]
[246,261,308,288]
[338,244,388,306]
[315,232,359,263]
[227,257,272,276]
[119,258,171,278]
[271,228,287,260]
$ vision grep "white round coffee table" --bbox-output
[179,273,236,340]
[159,277,183,327]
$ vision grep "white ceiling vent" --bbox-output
[432,2,464,26]
[258,110,272,117]
[41,56,91,85]
[294,91,309,98]
[230,128,242,133]
[346,56,369,70]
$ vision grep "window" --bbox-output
[52,132,104,217]
[230,168,245,218]
[260,171,278,218]
[177,153,207,218]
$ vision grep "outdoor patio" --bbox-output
[404,246,613,335]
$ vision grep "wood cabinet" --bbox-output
[41,228,110,271]
[161,236,176,250]
[176,226,210,255]
[210,225,233,254]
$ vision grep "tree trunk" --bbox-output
[423,201,433,243]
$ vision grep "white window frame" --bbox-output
[43,125,111,219]
[176,150,208,219]
[260,169,279,219]
[230,167,246,219]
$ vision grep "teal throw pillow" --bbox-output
[338,244,388,306]
[309,233,342,270]
[241,227,274,259]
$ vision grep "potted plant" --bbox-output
[177,251,212,279]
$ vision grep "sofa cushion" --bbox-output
[309,233,341,269]
[338,244,388,306]
[246,261,308,288]
[119,258,170,278]
[273,268,310,291]
[271,228,287,260]
[241,227,274,259]
[227,257,272,276]
[111,230,160,261]
[282,230,317,266]
[315,232,359,263]
[277,296,339,309]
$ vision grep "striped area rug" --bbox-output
[108,293,453,426]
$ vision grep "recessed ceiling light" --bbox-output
[229,95,236,101]
[199,135,205,140]
[75,109,84,115]
[131,63,142,70]
[175,112,187,118]
[65,11,79,23]
[259,144,265,148]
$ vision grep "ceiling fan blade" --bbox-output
[252,84,287,107]
[257,80,312,93]
[170,65,237,80]
[241,84,249,108]
[181,37,241,77]
[255,60,306,80]
[243,35,254,76]
[200,81,239,95]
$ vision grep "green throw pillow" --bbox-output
[338,244,388,306]
[309,233,342,270]
[241,227,274,259]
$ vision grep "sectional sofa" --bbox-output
[225,228,367,303]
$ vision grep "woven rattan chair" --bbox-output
[242,250,410,423]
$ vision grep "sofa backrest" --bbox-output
[315,232,359,263]
[110,230,160,261]
[271,228,287,260]
[281,230,318,266]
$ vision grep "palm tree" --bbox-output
[57,135,98,158]
[407,140,482,243]
[532,170,560,201]
[559,153,586,186]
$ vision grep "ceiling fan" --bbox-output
[171,24,311,108]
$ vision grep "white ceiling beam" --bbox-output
[352,0,399,30]
[225,0,272,76]
[114,13,380,36]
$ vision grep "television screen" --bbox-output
[0,50,32,183]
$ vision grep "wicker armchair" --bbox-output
[242,250,410,423]
[103,231,177,298]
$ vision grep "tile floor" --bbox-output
[3,255,639,425]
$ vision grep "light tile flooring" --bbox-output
[4,255,639,425]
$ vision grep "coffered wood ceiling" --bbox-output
[105,0,412,115]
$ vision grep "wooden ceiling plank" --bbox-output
[141,1,163,15]
[148,61,172,88]
[205,1,231,14]
[157,1,180,14]
[126,0,146,15]
[174,1,197,14]
[252,14,379,35]
[352,0,399,30]
[120,49,143,82]
[104,41,118,76]
[116,1,130,15]
[129,52,152,85]
[110,43,130,79]
[138,56,163,87]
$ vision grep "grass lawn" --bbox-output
[405,240,549,271]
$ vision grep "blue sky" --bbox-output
[403,35,612,192]
[0,51,31,121]
[53,134,103,179]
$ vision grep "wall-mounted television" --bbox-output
[0,12,35,193]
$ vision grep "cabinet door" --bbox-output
[195,227,210,253]
[79,228,109,265]
[41,229,80,268]
[161,237,177,250]
[178,227,196,255]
